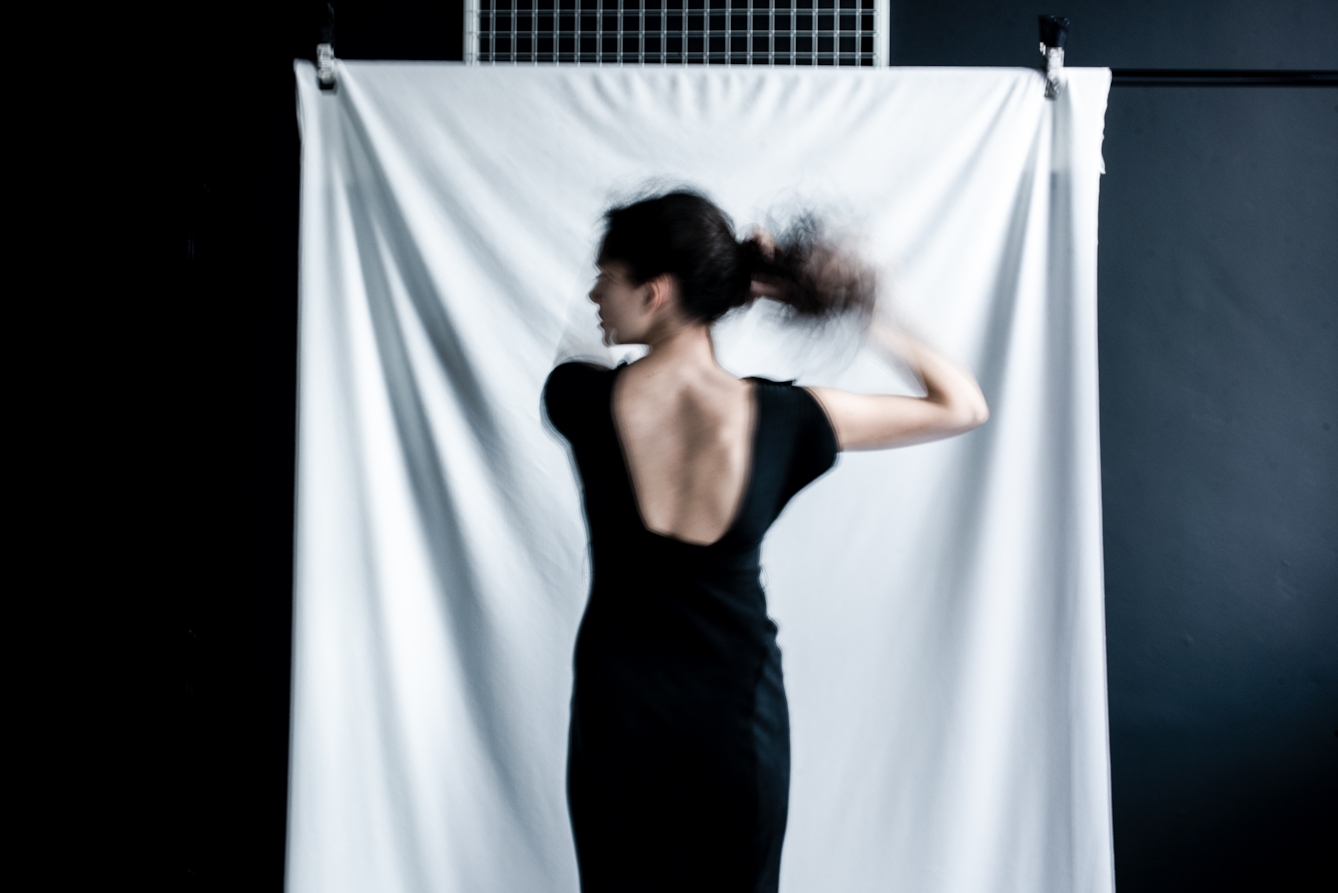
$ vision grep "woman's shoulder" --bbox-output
[745,375,797,390]
[747,376,821,414]
[543,361,616,436]
[546,360,616,393]
[749,376,839,462]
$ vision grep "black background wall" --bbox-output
[167,2,1336,890]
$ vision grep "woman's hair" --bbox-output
[597,190,876,324]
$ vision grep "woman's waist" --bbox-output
[584,577,772,629]
[573,618,782,695]
[576,591,778,666]
[589,531,764,575]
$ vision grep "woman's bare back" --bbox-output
[612,362,756,546]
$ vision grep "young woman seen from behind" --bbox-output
[543,190,987,893]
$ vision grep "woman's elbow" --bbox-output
[955,393,989,432]
[970,396,990,428]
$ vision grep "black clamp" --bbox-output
[317,3,337,92]
[1039,15,1069,99]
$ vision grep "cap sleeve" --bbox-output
[787,386,839,496]
[748,378,840,521]
[543,361,608,442]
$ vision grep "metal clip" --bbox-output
[317,3,337,92]
[317,43,336,90]
[1038,15,1069,100]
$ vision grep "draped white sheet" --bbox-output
[290,61,1113,893]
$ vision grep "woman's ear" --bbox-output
[645,273,677,313]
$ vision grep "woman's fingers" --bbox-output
[750,227,777,259]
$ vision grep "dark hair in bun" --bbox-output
[598,189,876,324]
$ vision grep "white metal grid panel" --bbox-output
[465,0,887,67]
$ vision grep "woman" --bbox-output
[543,191,987,893]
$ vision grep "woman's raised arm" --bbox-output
[807,322,989,451]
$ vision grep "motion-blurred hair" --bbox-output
[598,190,876,324]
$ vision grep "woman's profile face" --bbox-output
[589,261,652,345]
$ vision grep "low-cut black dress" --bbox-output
[543,361,838,893]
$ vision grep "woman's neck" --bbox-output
[642,321,722,376]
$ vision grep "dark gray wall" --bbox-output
[1098,87,1335,891]
[891,0,1338,69]
[892,2,1338,890]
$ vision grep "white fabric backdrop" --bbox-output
[290,61,1113,893]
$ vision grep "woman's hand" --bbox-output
[748,228,781,300]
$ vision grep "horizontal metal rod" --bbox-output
[1110,69,1338,87]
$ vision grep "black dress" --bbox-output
[543,361,838,893]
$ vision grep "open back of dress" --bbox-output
[611,372,758,547]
